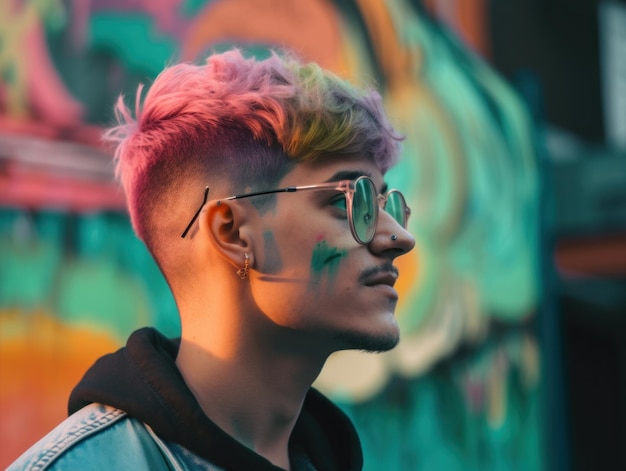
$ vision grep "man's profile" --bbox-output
[9,49,415,471]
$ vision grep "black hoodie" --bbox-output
[69,328,363,471]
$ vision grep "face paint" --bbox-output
[310,240,346,287]
[262,231,283,274]
[250,194,278,216]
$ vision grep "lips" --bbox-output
[359,263,399,287]
[363,271,398,287]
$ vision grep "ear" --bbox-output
[198,200,253,268]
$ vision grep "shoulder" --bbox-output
[8,403,178,471]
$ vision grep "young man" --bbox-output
[10,50,415,470]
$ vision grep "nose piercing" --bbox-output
[391,234,397,241]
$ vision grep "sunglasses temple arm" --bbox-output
[182,182,353,238]
[181,186,210,238]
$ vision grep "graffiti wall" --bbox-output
[0,1,542,469]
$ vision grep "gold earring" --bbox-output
[236,253,250,279]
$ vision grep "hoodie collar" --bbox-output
[69,327,362,471]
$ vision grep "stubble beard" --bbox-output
[333,329,400,354]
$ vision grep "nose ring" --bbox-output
[391,234,397,241]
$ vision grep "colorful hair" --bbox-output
[103,49,402,269]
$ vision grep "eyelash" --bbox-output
[328,194,347,210]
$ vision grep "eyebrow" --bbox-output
[323,170,370,183]
[324,169,388,193]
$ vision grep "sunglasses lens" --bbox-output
[352,178,377,243]
[385,191,408,228]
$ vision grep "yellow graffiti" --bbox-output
[0,0,65,118]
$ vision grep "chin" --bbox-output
[333,325,400,353]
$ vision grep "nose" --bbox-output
[368,208,415,257]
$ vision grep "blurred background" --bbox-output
[1,0,625,469]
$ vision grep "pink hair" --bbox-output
[103,49,402,253]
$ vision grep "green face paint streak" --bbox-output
[262,231,283,274]
[310,240,347,287]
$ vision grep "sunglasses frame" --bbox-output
[181,176,410,244]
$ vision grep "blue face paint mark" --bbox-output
[262,231,283,274]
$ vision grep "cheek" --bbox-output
[309,239,347,288]
[261,231,283,274]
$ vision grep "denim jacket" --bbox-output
[8,403,222,471]
[9,328,360,470]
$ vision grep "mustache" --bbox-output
[358,261,399,283]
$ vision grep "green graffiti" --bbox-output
[310,240,346,286]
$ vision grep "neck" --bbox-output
[175,298,328,469]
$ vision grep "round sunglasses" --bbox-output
[181,176,410,244]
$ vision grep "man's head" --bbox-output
[105,49,414,353]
